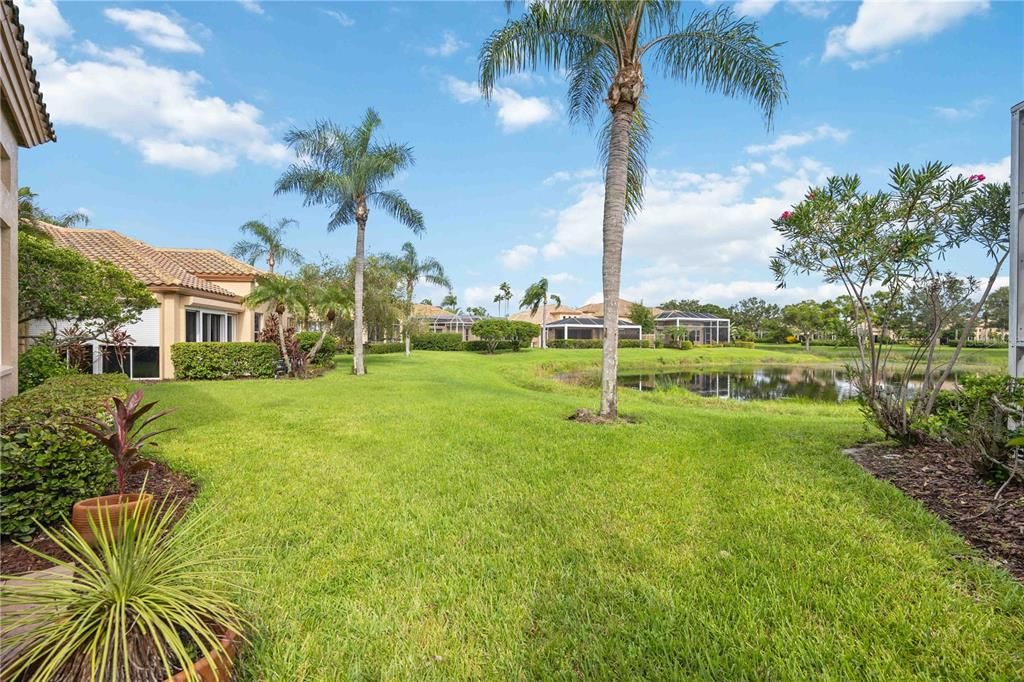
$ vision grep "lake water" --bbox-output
[559,365,964,402]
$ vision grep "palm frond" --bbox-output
[371,191,425,233]
[646,7,787,128]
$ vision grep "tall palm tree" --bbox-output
[385,241,452,356]
[480,2,786,417]
[499,281,513,317]
[275,109,425,375]
[230,218,303,274]
[520,277,561,349]
[493,292,504,317]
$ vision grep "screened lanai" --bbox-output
[417,313,483,341]
[654,311,731,344]
[543,316,642,344]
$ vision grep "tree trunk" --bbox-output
[805,333,811,351]
[405,284,413,357]
[598,98,636,419]
[541,299,547,349]
[277,312,291,373]
[268,253,275,273]
[353,205,368,376]
[306,327,330,368]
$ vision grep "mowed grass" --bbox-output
[754,342,1009,371]
[144,348,1023,680]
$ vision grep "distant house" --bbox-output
[509,305,584,347]
[543,316,642,345]
[1,0,57,398]
[26,224,272,379]
[410,303,483,341]
[654,310,731,344]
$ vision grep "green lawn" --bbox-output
[145,348,1022,679]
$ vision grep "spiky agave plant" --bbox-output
[1,500,247,681]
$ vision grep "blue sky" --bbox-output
[18,0,1023,313]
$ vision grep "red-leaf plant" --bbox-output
[71,390,175,497]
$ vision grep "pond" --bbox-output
[559,365,965,402]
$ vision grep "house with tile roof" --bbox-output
[25,224,273,380]
[1,0,56,398]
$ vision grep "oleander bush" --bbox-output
[171,342,279,380]
[1,374,129,539]
[412,333,464,351]
[17,340,77,392]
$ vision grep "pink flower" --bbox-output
[780,211,792,220]
[806,192,815,200]
[968,173,986,182]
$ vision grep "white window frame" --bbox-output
[186,308,236,343]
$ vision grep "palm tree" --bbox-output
[245,274,297,372]
[520,278,561,349]
[441,293,459,313]
[493,292,504,317]
[230,218,303,274]
[18,186,90,236]
[275,109,425,376]
[385,241,451,356]
[499,281,513,317]
[480,2,786,417]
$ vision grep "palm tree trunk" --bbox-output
[277,313,291,373]
[598,100,634,418]
[268,253,275,274]
[405,284,413,357]
[353,209,367,376]
[306,327,330,367]
[541,299,547,349]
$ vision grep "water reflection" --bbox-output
[616,366,961,402]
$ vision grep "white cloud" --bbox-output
[548,272,581,285]
[463,284,521,311]
[425,31,467,57]
[236,0,264,15]
[32,10,288,175]
[745,124,849,155]
[543,168,599,185]
[442,76,557,133]
[542,158,833,271]
[933,97,991,121]
[787,1,834,19]
[103,8,203,54]
[618,277,850,307]
[946,156,1010,185]
[734,0,781,17]
[18,0,72,64]
[824,0,988,65]
[322,9,354,27]
[500,244,538,270]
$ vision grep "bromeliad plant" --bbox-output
[0,499,247,681]
[72,389,175,496]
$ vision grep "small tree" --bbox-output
[507,321,540,351]
[384,242,451,356]
[628,301,655,346]
[520,278,560,349]
[466,306,488,317]
[441,293,459,313]
[471,319,511,354]
[782,300,824,350]
[771,163,1007,441]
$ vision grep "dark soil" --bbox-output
[846,443,1023,581]
[0,460,197,576]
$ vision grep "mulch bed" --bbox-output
[846,443,1023,581]
[0,460,197,576]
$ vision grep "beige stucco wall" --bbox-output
[1,106,19,399]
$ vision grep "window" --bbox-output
[187,309,236,343]
[0,144,11,190]
[254,313,263,339]
[98,345,160,379]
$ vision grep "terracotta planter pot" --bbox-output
[71,493,153,546]
[168,629,240,682]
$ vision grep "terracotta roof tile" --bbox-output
[155,248,263,277]
[39,224,240,299]
[3,0,55,143]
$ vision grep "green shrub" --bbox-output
[412,333,463,351]
[463,340,526,352]
[547,339,652,349]
[296,331,338,366]
[171,342,279,380]
[1,374,130,539]
[17,341,76,392]
[728,340,756,349]
[962,339,1008,348]
[365,342,405,355]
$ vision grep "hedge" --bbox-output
[1,374,130,539]
[411,333,464,351]
[171,342,280,379]
[365,342,405,354]
[296,331,338,365]
[547,339,652,349]
[463,339,528,352]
